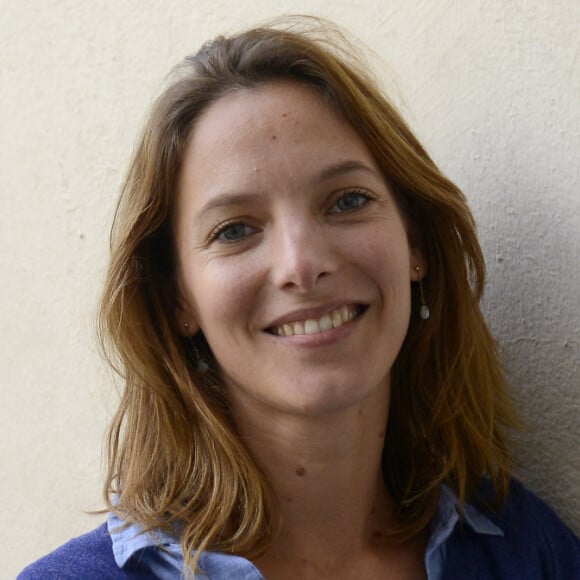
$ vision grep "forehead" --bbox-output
[175,81,387,220]
[188,80,348,149]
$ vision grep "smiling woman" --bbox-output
[19,17,579,580]
[174,81,420,419]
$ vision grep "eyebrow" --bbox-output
[315,159,378,182]
[192,159,379,224]
[192,191,264,225]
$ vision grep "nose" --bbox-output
[270,216,337,292]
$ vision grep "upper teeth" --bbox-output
[271,305,359,337]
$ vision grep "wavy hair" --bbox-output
[99,17,520,573]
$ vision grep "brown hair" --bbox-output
[99,17,520,573]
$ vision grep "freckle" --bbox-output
[271,134,277,140]
[378,430,385,439]
[358,408,362,416]
[296,465,306,477]
[282,112,287,117]
[286,496,293,503]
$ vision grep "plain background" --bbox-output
[1,1,578,577]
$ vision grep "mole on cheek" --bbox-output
[271,134,277,140]
[296,466,306,477]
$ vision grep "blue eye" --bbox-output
[330,190,370,213]
[214,222,255,243]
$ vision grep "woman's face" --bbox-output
[174,81,424,418]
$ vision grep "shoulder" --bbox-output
[483,478,578,551]
[18,523,151,579]
[445,478,580,579]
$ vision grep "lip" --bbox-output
[269,306,367,348]
[263,303,369,349]
[264,302,366,330]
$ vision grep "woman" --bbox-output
[20,18,579,579]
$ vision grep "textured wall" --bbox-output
[2,0,578,576]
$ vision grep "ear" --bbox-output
[175,302,200,337]
[174,268,200,336]
[409,246,428,282]
[404,215,428,282]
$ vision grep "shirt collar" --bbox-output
[425,484,503,579]
[107,511,180,568]
[108,485,503,573]
[439,483,503,536]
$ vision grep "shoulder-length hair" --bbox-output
[99,17,520,573]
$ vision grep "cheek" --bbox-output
[354,229,411,280]
[357,232,413,321]
[184,259,261,335]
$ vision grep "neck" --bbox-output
[230,382,395,560]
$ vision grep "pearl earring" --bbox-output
[415,266,430,320]
[196,359,209,373]
[184,324,209,373]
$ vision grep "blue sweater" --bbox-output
[19,479,580,579]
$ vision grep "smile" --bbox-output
[268,305,365,337]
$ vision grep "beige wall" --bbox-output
[2,0,578,576]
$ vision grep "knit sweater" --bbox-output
[19,479,580,579]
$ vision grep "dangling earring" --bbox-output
[415,266,430,320]
[196,359,209,373]
[184,324,209,374]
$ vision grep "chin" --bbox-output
[279,374,390,417]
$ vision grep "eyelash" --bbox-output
[329,188,373,213]
[208,220,256,244]
[207,188,373,244]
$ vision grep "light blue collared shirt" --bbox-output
[108,485,503,579]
